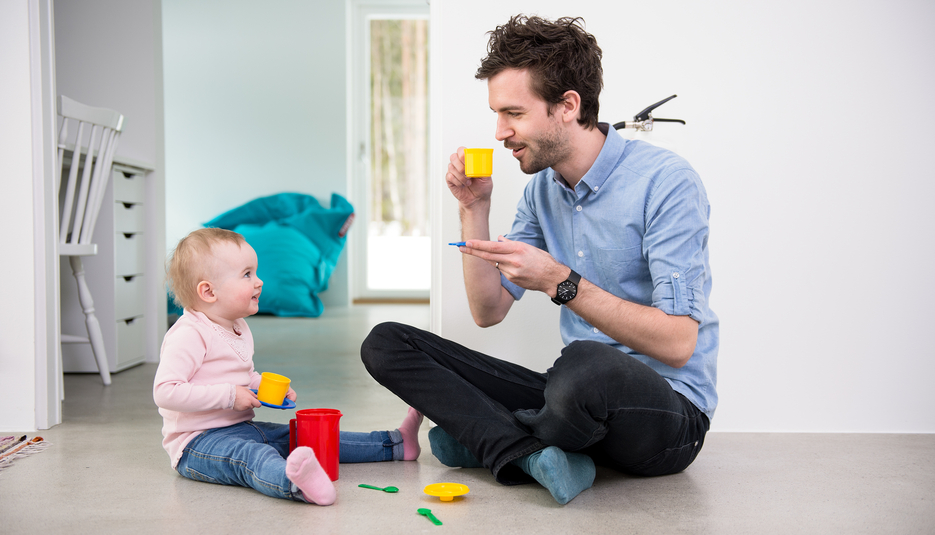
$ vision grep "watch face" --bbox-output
[557,281,577,302]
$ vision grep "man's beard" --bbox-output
[506,123,571,175]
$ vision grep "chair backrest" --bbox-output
[56,96,125,253]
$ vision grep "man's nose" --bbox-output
[495,117,513,142]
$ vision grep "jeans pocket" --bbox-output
[624,439,702,477]
[184,467,221,484]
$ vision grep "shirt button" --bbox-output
[593,186,599,192]
[576,205,582,212]
[673,272,680,278]
[578,251,584,257]
[593,327,599,333]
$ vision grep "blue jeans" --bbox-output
[176,420,401,501]
[361,322,709,485]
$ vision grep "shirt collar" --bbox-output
[579,123,625,195]
[548,123,626,197]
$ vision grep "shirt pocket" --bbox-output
[594,245,646,291]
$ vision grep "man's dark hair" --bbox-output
[475,15,603,129]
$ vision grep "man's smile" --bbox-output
[504,141,526,158]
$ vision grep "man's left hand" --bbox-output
[460,236,567,297]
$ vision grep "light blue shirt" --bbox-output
[502,124,719,420]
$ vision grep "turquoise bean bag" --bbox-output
[204,192,354,317]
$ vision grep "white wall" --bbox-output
[55,0,160,166]
[433,0,935,432]
[0,1,40,432]
[162,0,350,306]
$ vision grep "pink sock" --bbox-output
[399,407,424,461]
[286,447,336,506]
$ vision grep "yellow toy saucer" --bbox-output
[424,482,470,501]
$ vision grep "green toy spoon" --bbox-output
[358,484,399,493]
[417,508,443,526]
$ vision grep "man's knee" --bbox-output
[360,321,404,374]
[551,340,621,377]
[546,341,630,402]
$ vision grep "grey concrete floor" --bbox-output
[2,305,933,534]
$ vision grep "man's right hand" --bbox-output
[447,146,513,326]
[446,146,493,209]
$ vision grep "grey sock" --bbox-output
[428,426,483,468]
[511,446,595,505]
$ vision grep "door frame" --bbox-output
[347,0,430,301]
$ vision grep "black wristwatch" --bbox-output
[551,269,581,306]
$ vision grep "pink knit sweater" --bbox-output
[153,309,262,468]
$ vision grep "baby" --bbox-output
[153,228,422,504]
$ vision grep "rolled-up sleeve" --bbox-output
[645,168,711,322]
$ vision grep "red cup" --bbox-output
[289,408,342,481]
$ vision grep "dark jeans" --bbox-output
[360,322,709,485]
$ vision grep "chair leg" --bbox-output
[68,256,112,386]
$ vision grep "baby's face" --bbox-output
[207,241,262,321]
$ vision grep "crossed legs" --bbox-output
[362,323,710,504]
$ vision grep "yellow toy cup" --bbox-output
[257,372,291,405]
[464,148,493,178]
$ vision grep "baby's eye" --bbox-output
[244,271,252,278]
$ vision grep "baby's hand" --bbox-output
[233,385,261,411]
[286,387,297,402]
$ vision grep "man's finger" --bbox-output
[463,239,512,253]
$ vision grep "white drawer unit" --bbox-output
[116,316,146,366]
[62,163,152,374]
[115,232,146,277]
[115,202,145,234]
[115,274,146,320]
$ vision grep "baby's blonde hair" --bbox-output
[167,228,246,310]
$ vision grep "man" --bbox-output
[361,14,718,505]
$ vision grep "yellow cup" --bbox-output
[257,372,291,405]
[464,148,494,178]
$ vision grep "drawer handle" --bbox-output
[124,318,137,325]
[122,275,136,282]
[122,202,135,209]
[123,233,136,239]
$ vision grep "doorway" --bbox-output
[349,0,430,302]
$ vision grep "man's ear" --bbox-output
[559,90,582,124]
[196,281,217,304]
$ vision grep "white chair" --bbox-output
[56,96,125,386]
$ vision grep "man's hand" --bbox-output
[464,237,699,367]
[459,236,567,297]
[446,146,493,209]
[233,385,261,411]
[448,149,512,327]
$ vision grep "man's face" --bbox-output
[488,68,571,175]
